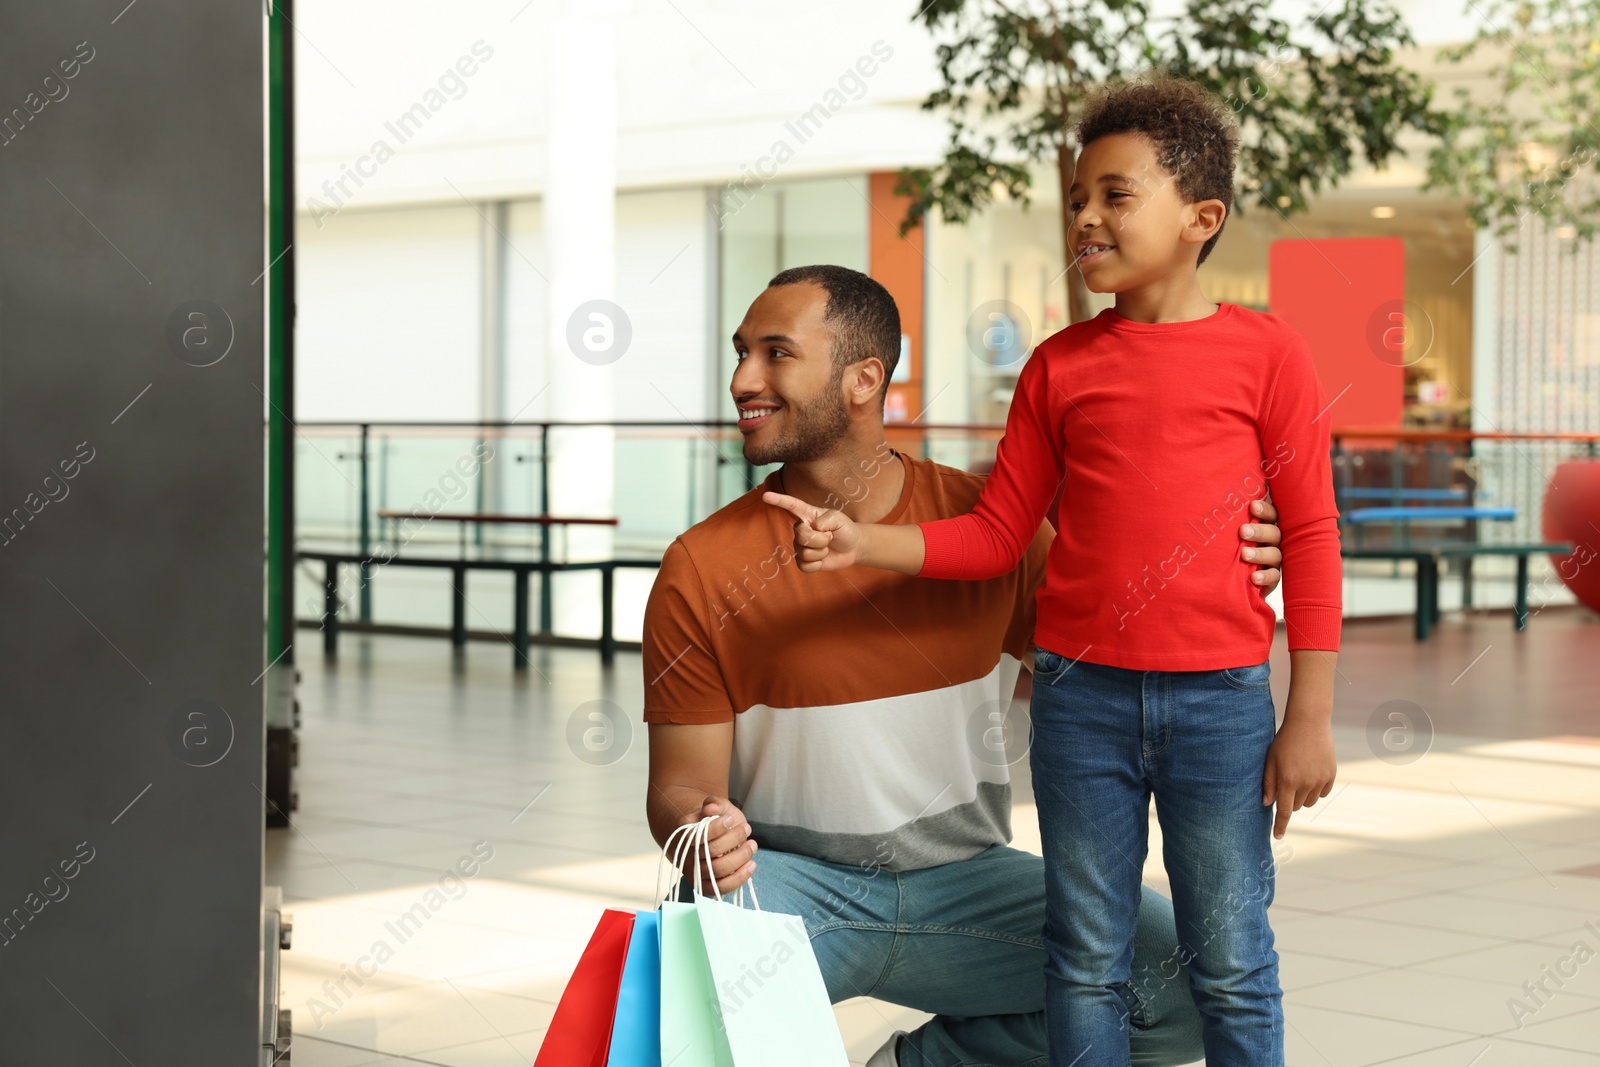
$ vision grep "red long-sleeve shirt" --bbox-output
[919,303,1342,670]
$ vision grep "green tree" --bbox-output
[899,0,1440,323]
[1425,0,1600,247]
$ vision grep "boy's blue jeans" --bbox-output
[736,845,1205,1067]
[1030,649,1284,1067]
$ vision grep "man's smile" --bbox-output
[737,402,780,432]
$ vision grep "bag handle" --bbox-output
[657,817,709,905]
[691,818,763,910]
[654,815,762,911]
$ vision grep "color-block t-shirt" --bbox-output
[642,454,1052,872]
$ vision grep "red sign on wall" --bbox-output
[1268,237,1406,429]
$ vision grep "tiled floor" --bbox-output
[270,610,1600,1066]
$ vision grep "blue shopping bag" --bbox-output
[605,908,662,1066]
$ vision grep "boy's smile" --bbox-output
[1075,239,1118,267]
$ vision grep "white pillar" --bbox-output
[1469,226,1500,431]
[480,200,509,519]
[545,0,628,635]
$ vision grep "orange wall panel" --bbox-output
[1267,237,1405,430]
[869,171,924,423]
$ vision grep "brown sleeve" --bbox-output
[1003,521,1054,660]
[642,539,736,725]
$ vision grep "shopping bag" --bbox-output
[604,908,662,1066]
[658,821,734,1067]
[659,897,732,1067]
[533,908,635,1067]
[656,818,848,1067]
[696,894,848,1066]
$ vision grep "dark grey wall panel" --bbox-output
[0,2,264,1063]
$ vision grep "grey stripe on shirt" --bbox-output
[744,780,1013,873]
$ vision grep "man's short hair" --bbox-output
[1075,78,1240,264]
[767,265,901,403]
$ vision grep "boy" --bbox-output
[764,79,1340,1066]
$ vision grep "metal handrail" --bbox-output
[290,419,1009,434]
[1333,428,1600,444]
[291,420,1599,444]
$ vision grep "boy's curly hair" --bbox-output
[1075,78,1240,264]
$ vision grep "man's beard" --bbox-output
[742,377,850,466]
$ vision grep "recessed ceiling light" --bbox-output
[1556,225,1577,239]
[1371,205,1397,219]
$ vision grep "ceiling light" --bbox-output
[1556,225,1577,239]
[1371,205,1397,219]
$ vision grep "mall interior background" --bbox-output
[287,0,1593,645]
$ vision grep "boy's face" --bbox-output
[1067,132,1225,294]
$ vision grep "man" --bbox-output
[643,265,1286,1067]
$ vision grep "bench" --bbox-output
[1343,505,1517,552]
[374,510,622,634]
[1345,506,1517,524]
[299,550,661,668]
[1341,542,1572,640]
[1338,488,1469,502]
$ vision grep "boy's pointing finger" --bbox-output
[762,490,818,524]
[764,490,851,535]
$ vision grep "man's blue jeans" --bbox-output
[1030,650,1283,1067]
[738,844,1204,1067]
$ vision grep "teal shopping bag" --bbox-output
[655,818,848,1067]
[605,908,662,1066]
[659,898,733,1067]
[657,820,733,1067]
[694,894,847,1066]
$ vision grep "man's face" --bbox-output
[1067,132,1210,293]
[730,282,850,466]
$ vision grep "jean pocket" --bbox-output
[1032,646,1074,686]
[1221,661,1272,690]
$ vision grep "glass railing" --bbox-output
[294,420,1007,553]
[290,421,1597,640]
[292,420,1006,640]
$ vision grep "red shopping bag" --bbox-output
[533,908,636,1067]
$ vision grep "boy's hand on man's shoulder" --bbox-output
[1239,497,1282,596]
